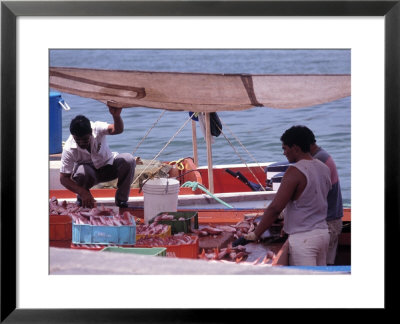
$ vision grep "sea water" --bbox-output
[49,49,351,205]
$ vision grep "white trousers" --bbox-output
[288,228,330,266]
[327,218,343,265]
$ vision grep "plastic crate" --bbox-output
[150,211,198,234]
[50,214,72,241]
[72,222,136,245]
[50,240,71,248]
[102,246,166,256]
[136,225,171,240]
[137,235,199,259]
[164,236,198,259]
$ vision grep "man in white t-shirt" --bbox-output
[59,101,135,208]
[241,125,332,266]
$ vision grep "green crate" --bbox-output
[150,211,199,234]
[101,246,166,256]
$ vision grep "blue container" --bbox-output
[72,223,136,245]
[49,91,64,154]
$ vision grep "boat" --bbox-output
[49,156,351,268]
[49,67,351,271]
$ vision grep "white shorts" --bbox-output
[327,218,343,265]
[288,228,330,266]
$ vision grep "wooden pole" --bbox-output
[191,119,198,167]
[204,112,214,193]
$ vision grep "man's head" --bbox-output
[304,127,316,145]
[302,126,318,154]
[280,125,314,162]
[70,115,92,149]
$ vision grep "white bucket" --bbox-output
[142,178,180,224]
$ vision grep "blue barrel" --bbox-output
[49,91,64,154]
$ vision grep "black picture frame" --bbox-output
[1,0,398,321]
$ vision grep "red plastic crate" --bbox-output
[136,235,199,259]
[164,236,199,259]
[50,240,71,248]
[50,214,72,241]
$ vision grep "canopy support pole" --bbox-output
[205,112,214,193]
[191,119,198,167]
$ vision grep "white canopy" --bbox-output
[50,67,351,112]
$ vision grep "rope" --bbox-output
[181,181,234,209]
[132,110,166,156]
[132,114,193,185]
[219,118,267,175]
[217,123,267,191]
[169,158,185,170]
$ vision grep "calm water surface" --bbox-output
[50,49,351,205]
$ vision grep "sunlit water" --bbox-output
[50,49,351,205]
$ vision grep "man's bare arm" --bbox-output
[107,101,124,135]
[59,173,96,208]
[254,167,303,237]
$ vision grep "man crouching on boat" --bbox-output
[243,125,331,266]
[59,100,135,208]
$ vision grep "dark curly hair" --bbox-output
[280,125,315,153]
[304,126,316,144]
[70,115,92,137]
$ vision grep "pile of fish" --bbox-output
[71,212,134,226]
[135,233,197,247]
[71,243,107,250]
[136,223,170,236]
[191,225,224,237]
[49,197,135,226]
[190,216,258,238]
[231,217,258,239]
[71,243,136,250]
[152,213,186,222]
[192,216,278,265]
[199,245,275,265]
[50,198,278,265]
[49,197,82,215]
[199,245,249,261]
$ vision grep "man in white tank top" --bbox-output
[244,126,331,266]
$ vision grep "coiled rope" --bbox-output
[181,181,234,209]
[132,114,193,185]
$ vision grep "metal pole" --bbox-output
[204,112,214,193]
[191,119,198,167]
